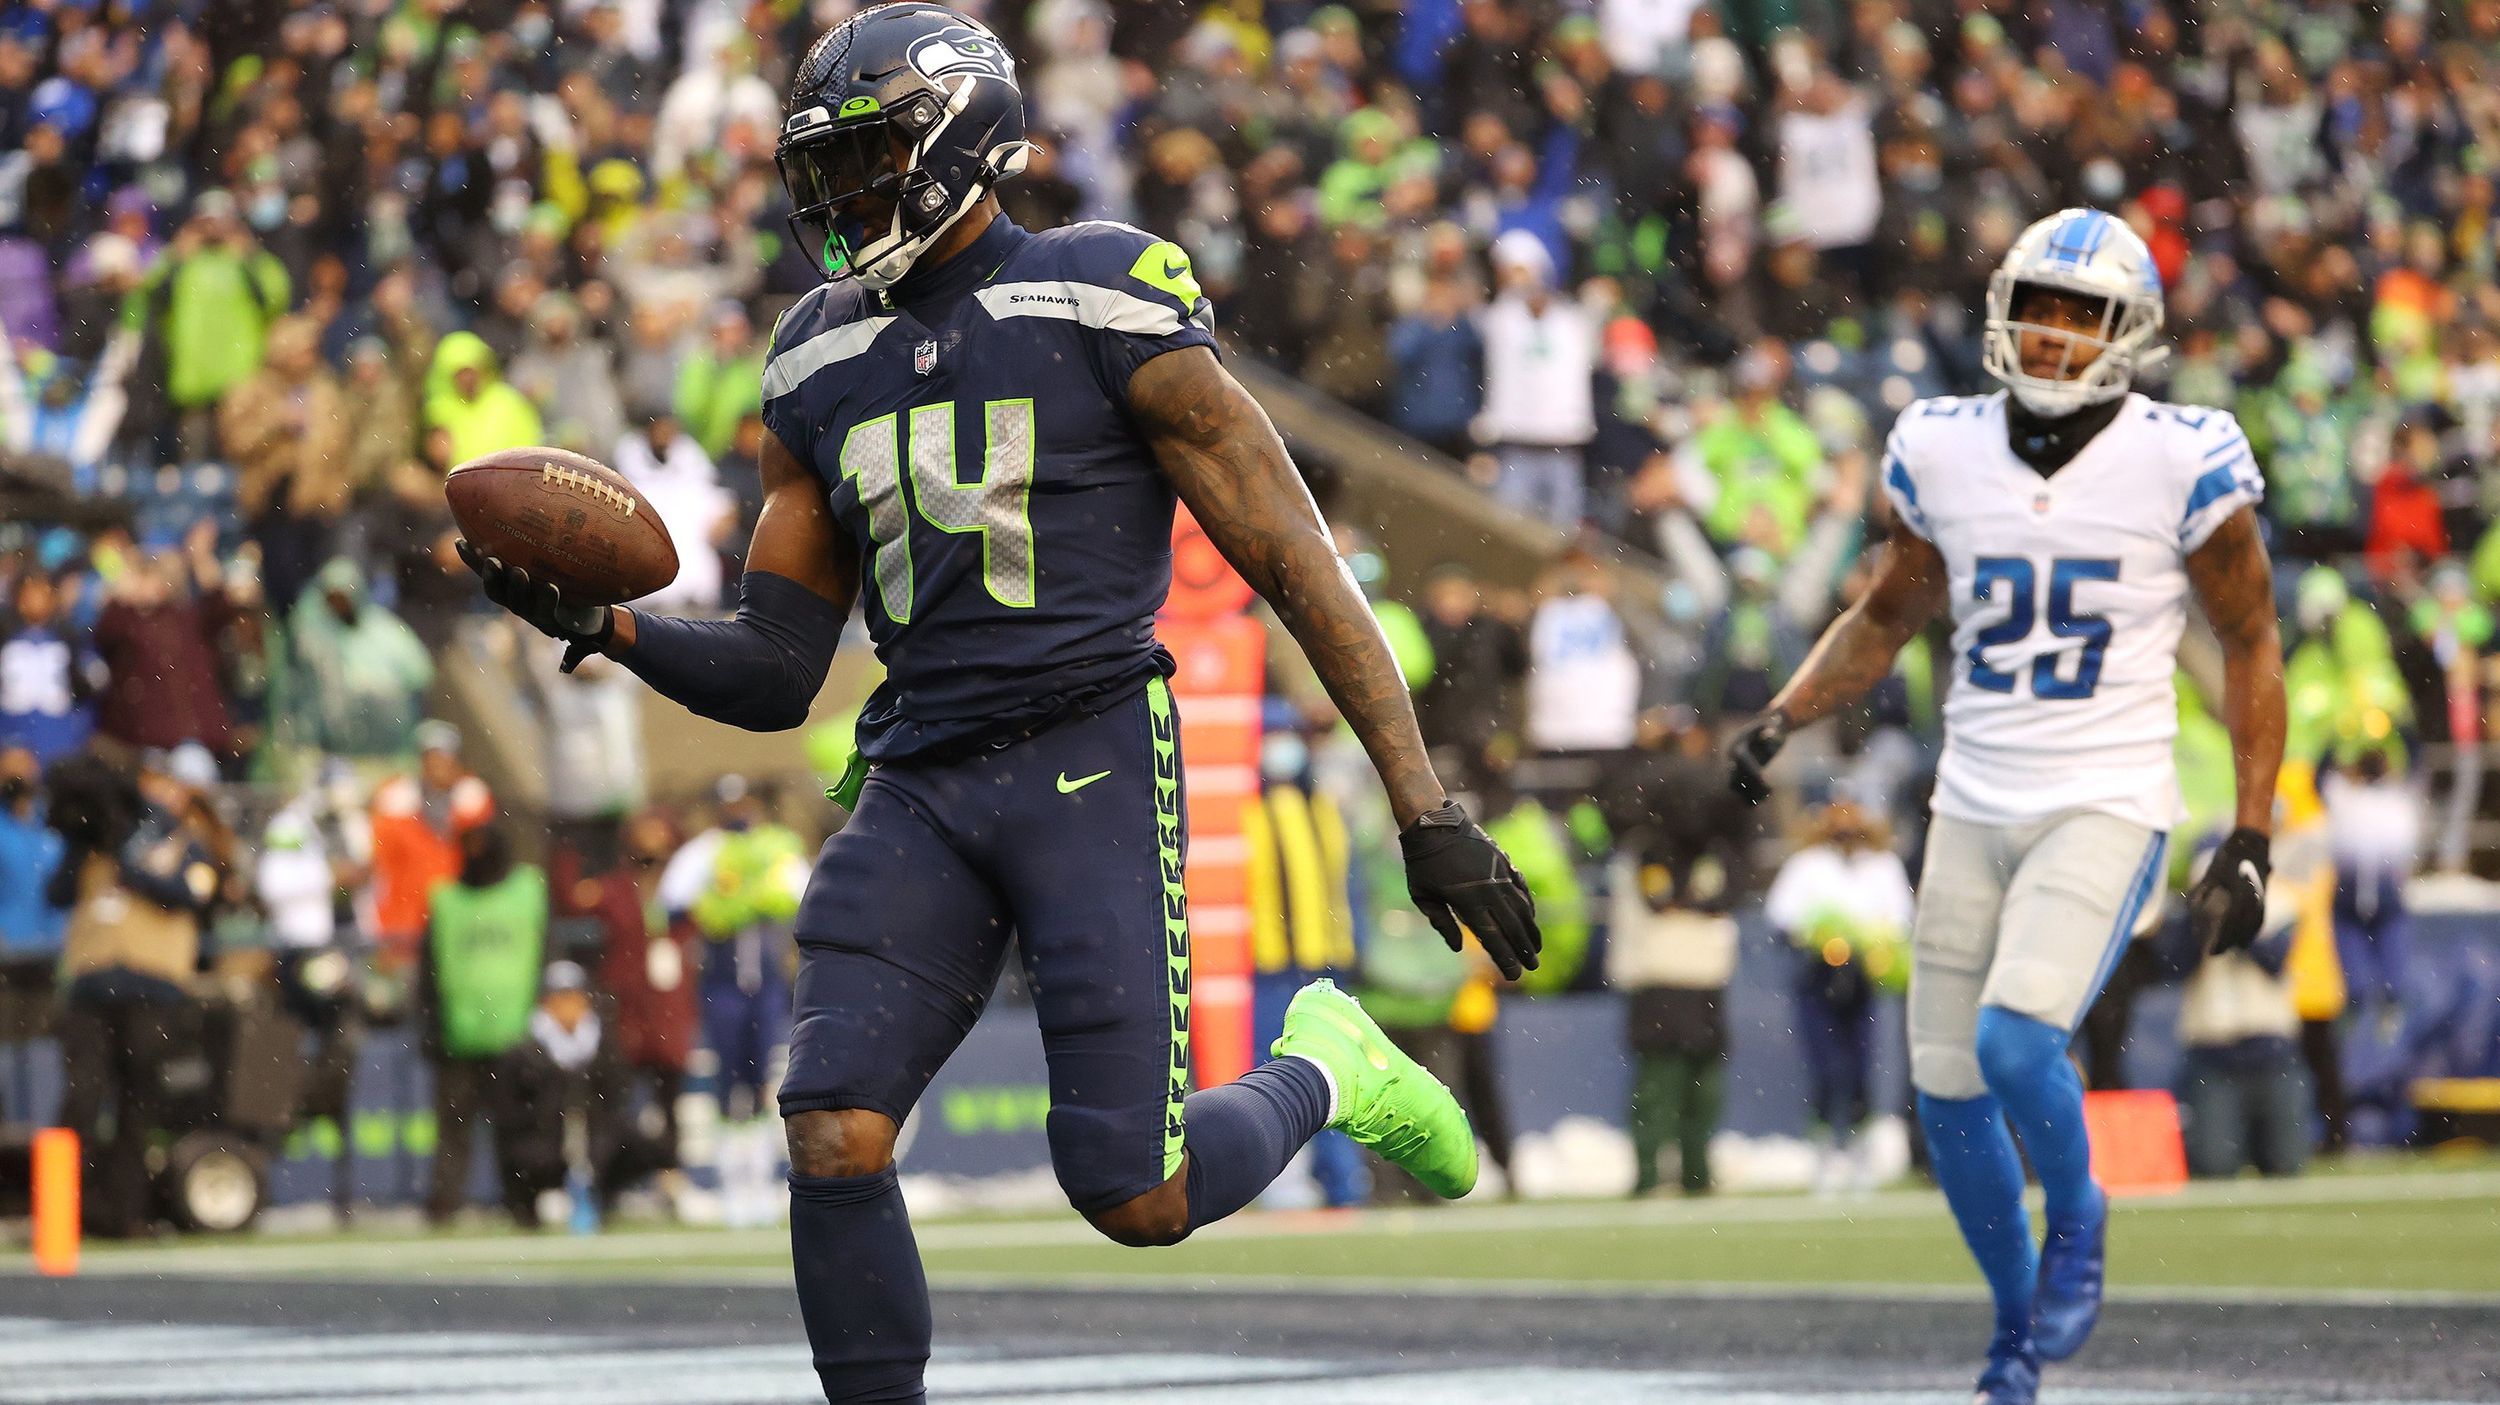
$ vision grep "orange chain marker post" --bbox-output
[32,1127,80,1276]
[1162,505,1265,1089]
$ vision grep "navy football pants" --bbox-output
[780,679,1190,1212]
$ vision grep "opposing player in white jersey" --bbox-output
[1728,209,2286,1405]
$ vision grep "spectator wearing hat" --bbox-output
[496,958,670,1227]
[47,752,215,1237]
[423,331,545,467]
[289,557,434,762]
[370,720,495,971]
[1475,230,1598,531]
[140,740,244,935]
[415,823,547,1226]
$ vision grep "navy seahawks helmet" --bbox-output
[777,3,1033,292]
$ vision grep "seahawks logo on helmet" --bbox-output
[907,24,1015,85]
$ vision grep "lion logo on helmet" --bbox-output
[907,22,1015,86]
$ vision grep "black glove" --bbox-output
[457,540,613,673]
[1726,708,1791,805]
[2189,826,2271,954]
[1400,800,1542,981]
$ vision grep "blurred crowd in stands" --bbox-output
[5,0,2500,1229]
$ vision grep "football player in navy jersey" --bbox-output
[460,6,1540,1400]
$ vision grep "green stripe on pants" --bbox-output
[1149,677,1191,1180]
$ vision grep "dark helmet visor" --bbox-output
[777,117,901,276]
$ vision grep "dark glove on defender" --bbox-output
[1727,709,1791,805]
[2189,826,2271,954]
[457,540,613,673]
[1401,800,1541,981]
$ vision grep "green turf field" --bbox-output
[60,1153,2500,1302]
[916,1171,2500,1297]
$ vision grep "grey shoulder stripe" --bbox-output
[762,316,898,401]
[974,281,1184,336]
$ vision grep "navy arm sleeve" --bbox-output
[616,570,845,732]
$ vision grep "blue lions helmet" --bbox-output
[776,3,1033,292]
[1983,207,2168,417]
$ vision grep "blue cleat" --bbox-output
[2032,1184,2109,1361]
[1973,1326,2042,1405]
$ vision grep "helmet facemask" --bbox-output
[778,77,1028,293]
[779,88,960,291]
[1983,271,2164,417]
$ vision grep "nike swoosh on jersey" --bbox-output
[1057,769,1111,794]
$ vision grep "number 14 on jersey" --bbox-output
[841,399,1038,622]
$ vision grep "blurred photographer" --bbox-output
[496,960,667,1228]
[46,751,215,1237]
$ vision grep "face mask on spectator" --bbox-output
[513,14,552,51]
[249,190,286,230]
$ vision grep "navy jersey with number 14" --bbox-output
[760,215,1216,763]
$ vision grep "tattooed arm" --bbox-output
[1766,518,1951,729]
[1129,346,1444,826]
[2187,507,2286,833]
[1131,346,1540,976]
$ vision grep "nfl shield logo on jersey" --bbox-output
[914,339,939,376]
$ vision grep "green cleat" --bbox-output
[1271,978,1479,1199]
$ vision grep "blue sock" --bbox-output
[1182,1054,1334,1231]
[1977,1006,2102,1229]
[788,1166,930,1404]
[1919,1090,2037,1341]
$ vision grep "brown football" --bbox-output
[444,447,679,607]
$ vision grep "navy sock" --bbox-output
[1918,1090,2037,1342]
[1182,1054,1335,1231]
[788,1166,931,1404]
[1977,1006,2102,1229]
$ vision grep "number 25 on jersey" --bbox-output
[1966,556,2118,700]
[841,399,1038,622]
